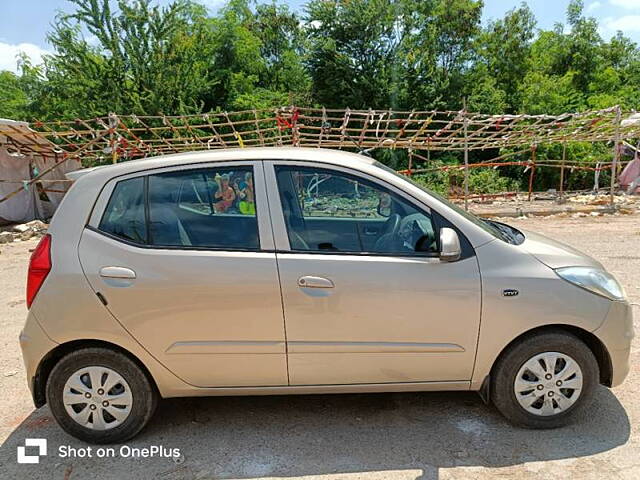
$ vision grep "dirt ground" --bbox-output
[0,214,638,480]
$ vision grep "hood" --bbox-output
[519,229,604,270]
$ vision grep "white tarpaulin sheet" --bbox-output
[0,149,35,224]
[33,155,82,218]
[0,148,82,224]
[0,118,75,224]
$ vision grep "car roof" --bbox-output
[66,147,377,181]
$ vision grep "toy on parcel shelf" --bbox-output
[236,172,256,215]
[214,173,236,213]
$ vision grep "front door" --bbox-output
[265,162,482,385]
[78,162,288,388]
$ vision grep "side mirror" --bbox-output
[439,227,461,262]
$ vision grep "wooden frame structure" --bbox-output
[1,105,639,208]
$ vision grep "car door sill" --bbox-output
[165,381,472,397]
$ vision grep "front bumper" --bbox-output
[593,300,634,387]
[19,311,58,405]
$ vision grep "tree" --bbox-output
[221,0,311,110]
[28,0,217,118]
[401,0,483,110]
[0,71,28,119]
[304,0,483,110]
[430,0,482,107]
[252,2,311,100]
[477,3,536,112]
[304,0,412,109]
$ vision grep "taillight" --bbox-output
[26,234,52,309]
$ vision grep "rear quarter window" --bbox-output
[98,177,147,244]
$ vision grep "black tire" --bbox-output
[46,347,158,444]
[491,330,599,429]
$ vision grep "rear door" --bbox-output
[78,161,288,388]
[265,161,482,386]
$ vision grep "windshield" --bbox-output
[374,161,524,245]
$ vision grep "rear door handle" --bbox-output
[99,266,136,279]
[298,276,334,288]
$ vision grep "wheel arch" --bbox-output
[482,324,613,401]
[33,339,160,408]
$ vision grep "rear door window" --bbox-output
[147,167,259,249]
[97,166,259,250]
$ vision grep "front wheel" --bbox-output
[491,331,599,428]
[46,347,158,444]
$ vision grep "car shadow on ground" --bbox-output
[0,386,630,480]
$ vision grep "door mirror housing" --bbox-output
[439,227,461,262]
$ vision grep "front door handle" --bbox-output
[298,276,334,288]
[99,266,136,279]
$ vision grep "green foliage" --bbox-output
[0,71,28,119]
[520,71,584,114]
[304,0,411,109]
[412,162,520,196]
[466,68,507,114]
[5,0,309,120]
[497,141,615,193]
[466,168,521,194]
[36,0,218,117]
[475,3,536,112]
[4,0,638,120]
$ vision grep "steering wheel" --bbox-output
[373,213,401,252]
[398,213,435,252]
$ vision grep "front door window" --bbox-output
[275,166,437,255]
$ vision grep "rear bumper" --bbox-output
[19,311,58,406]
[593,300,634,387]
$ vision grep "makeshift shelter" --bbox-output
[0,118,81,224]
[1,105,639,221]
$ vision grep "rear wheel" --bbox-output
[491,331,599,428]
[46,347,158,443]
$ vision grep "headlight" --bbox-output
[555,267,626,301]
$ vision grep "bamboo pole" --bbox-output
[528,145,536,201]
[109,113,118,164]
[463,99,469,211]
[559,142,566,203]
[611,106,622,207]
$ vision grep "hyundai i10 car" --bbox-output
[19,147,633,443]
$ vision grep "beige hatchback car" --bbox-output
[20,148,633,443]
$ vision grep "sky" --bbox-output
[1,0,640,73]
